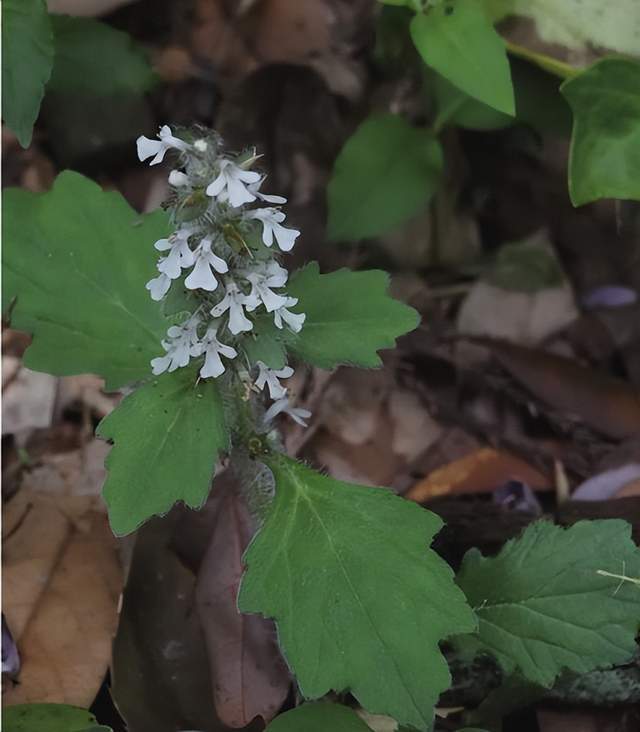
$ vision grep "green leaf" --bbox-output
[411,0,515,116]
[432,72,513,131]
[486,238,565,292]
[238,454,476,729]
[1,0,54,147]
[379,0,422,10]
[96,367,228,535]
[3,703,105,732]
[561,58,640,206]
[48,16,156,96]
[327,114,442,241]
[287,263,420,368]
[265,703,372,732]
[2,171,169,390]
[242,329,288,370]
[456,520,640,687]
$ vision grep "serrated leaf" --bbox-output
[561,58,640,206]
[265,703,372,732]
[48,16,156,96]
[1,0,54,147]
[97,367,228,535]
[238,454,476,729]
[456,519,640,687]
[327,114,442,241]
[287,263,419,368]
[411,0,514,116]
[2,171,169,390]
[3,703,104,732]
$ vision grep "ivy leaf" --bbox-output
[265,703,372,732]
[327,114,442,241]
[3,703,107,732]
[2,171,169,390]
[48,16,156,96]
[410,0,515,116]
[287,263,420,368]
[561,58,640,206]
[1,0,54,147]
[96,367,228,535]
[238,454,476,729]
[456,520,640,687]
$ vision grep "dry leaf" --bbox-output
[406,448,550,503]
[195,476,290,728]
[388,390,442,462]
[489,340,640,439]
[111,516,222,732]
[20,439,111,518]
[2,492,122,707]
[2,367,57,437]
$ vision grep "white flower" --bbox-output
[137,125,189,166]
[206,159,261,207]
[248,178,287,204]
[247,208,300,252]
[168,170,189,187]
[255,361,294,399]
[155,228,196,280]
[185,237,228,291]
[150,314,202,375]
[273,297,305,332]
[199,324,237,379]
[210,281,256,334]
[194,139,208,152]
[263,397,311,427]
[146,270,172,301]
[244,270,288,312]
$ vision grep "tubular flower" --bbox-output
[138,125,311,425]
[136,125,189,165]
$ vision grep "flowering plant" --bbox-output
[3,0,640,728]
[137,126,310,429]
[4,121,640,731]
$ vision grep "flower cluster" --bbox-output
[136,125,311,426]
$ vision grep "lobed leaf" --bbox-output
[97,367,228,535]
[287,263,420,369]
[456,519,640,687]
[561,57,640,206]
[1,0,54,147]
[238,454,476,729]
[327,114,442,241]
[410,0,515,116]
[2,171,169,390]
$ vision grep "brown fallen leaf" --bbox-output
[406,447,551,503]
[111,515,223,732]
[2,366,57,438]
[2,492,122,707]
[487,340,640,439]
[195,475,290,728]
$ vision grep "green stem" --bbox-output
[505,40,582,80]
